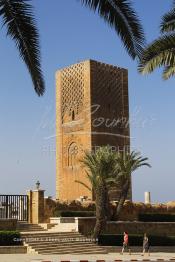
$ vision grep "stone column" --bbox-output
[27,189,45,224]
[144,191,151,204]
[27,190,32,223]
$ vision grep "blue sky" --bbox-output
[0,0,174,202]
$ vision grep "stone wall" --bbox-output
[27,190,45,224]
[115,201,175,221]
[44,199,175,223]
[106,221,175,236]
[78,217,96,235]
[56,60,131,201]
[56,61,92,201]
[104,246,175,252]
[0,246,27,254]
[0,219,17,231]
[44,198,56,223]
[77,218,175,236]
[44,198,95,222]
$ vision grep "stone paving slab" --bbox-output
[0,253,175,262]
[30,260,175,262]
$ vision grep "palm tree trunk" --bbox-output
[93,183,107,239]
[116,180,130,219]
[104,185,111,220]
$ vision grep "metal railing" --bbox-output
[0,195,28,221]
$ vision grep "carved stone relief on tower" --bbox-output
[61,62,85,123]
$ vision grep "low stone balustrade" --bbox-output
[49,217,175,236]
[49,217,96,232]
[0,218,17,230]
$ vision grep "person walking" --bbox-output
[142,233,150,256]
[121,231,131,255]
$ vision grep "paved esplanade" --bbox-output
[0,253,175,262]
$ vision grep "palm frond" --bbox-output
[160,7,175,33]
[80,0,145,59]
[106,177,117,184]
[138,34,175,75]
[0,0,45,95]
[80,151,99,175]
[75,179,92,192]
[162,65,175,79]
[114,151,150,179]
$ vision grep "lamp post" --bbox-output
[36,180,40,190]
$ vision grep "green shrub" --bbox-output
[53,210,95,217]
[98,234,175,246]
[139,213,175,222]
[0,231,22,246]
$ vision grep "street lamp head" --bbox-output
[36,180,40,190]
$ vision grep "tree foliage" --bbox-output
[0,0,45,95]
[76,146,151,237]
[80,0,145,59]
[139,1,175,79]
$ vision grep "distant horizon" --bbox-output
[0,0,174,203]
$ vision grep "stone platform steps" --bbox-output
[17,222,47,232]
[22,231,107,254]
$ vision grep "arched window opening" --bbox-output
[68,142,78,167]
[72,110,75,121]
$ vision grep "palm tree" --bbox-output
[1,0,145,96]
[112,151,151,218]
[76,146,118,238]
[80,0,145,59]
[138,1,175,79]
[0,0,45,96]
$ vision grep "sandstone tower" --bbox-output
[56,60,130,201]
